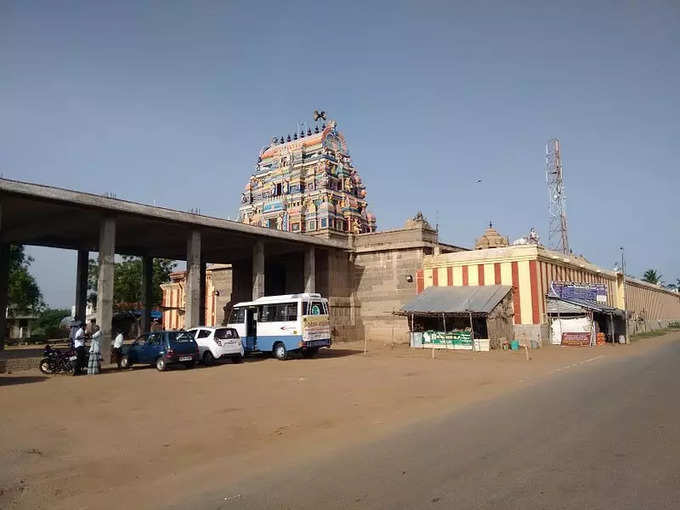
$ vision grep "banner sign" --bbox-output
[550,282,607,303]
[422,330,472,347]
[561,332,592,347]
[302,315,330,342]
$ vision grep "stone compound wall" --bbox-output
[344,224,460,345]
[627,319,678,335]
[513,324,550,348]
[349,248,425,345]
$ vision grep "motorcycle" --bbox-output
[39,344,78,375]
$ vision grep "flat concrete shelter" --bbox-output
[0,178,347,358]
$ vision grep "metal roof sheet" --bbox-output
[546,296,623,316]
[400,285,512,315]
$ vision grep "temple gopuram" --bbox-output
[239,112,376,239]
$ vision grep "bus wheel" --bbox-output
[273,342,287,361]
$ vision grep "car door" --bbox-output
[129,334,148,363]
[144,333,163,362]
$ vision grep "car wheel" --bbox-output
[231,353,243,364]
[155,357,166,372]
[273,342,287,361]
[202,351,215,366]
[120,355,132,369]
[183,361,196,369]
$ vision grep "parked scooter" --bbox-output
[39,345,78,375]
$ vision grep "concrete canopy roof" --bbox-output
[0,178,348,263]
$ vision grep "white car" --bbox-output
[187,327,244,365]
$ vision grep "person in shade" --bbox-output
[111,330,124,369]
[73,324,86,376]
[87,326,102,375]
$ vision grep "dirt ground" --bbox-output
[0,335,676,509]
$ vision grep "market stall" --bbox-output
[398,285,514,351]
[547,296,625,346]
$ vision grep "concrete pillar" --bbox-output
[252,240,265,300]
[96,217,116,363]
[141,256,153,333]
[185,231,201,328]
[199,257,207,325]
[0,243,9,351]
[74,250,88,325]
[304,246,316,293]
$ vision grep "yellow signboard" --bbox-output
[302,315,331,342]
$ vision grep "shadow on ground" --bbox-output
[0,375,48,386]
[315,348,363,359]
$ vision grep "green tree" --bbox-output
[8,245,44,314]
[32,308,70,339]
[87,257,99,306]
[87,256,175,308]
[642,269,663,285]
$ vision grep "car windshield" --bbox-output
[168,331,194,343]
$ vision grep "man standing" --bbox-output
[112,330,124,369]
[73,324,86,376]
[88,326,102,375]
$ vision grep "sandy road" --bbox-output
[0,335,675,509]
[195,335,680,510]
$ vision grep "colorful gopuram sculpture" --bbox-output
[239,112,376,237]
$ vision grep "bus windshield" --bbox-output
[306,300,327,315]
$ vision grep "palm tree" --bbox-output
[642,269,663,285]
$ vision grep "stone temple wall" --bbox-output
[350,247,427,345]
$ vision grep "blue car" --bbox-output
[120,331,199,371]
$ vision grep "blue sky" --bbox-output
[1,1,679,307]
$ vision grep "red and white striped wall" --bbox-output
[420,246,620,326]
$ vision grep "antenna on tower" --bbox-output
[546,138,570,255]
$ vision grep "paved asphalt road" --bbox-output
[188,340,680,510]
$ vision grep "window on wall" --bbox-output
[308,220,316,230]
[321,218,327,228]
[292,223,300,231]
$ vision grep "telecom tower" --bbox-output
[546,138,570,255]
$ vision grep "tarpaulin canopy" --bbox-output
[399,285,512,316]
